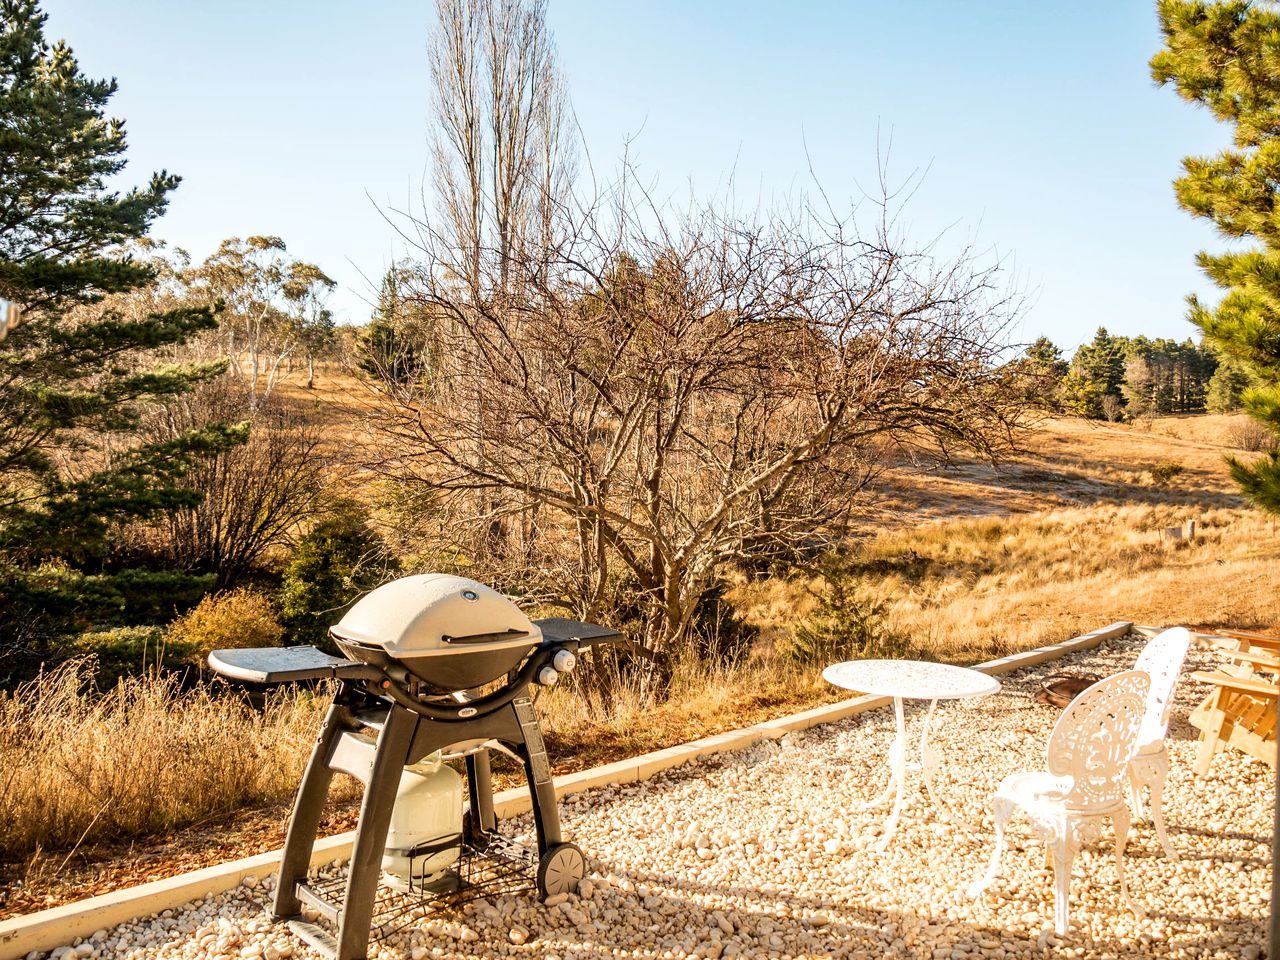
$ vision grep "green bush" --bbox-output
[166,588,284,665]
[279,502,400,650]
[73,626,172,687]
[688,581,758,668]
[1150,460,1185,486]
[783,571,903,666]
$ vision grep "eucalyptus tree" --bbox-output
[184,236,334,406]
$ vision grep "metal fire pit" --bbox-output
[209,574,623,960]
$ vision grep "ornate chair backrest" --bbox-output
[1133,627,1192,749]
[1046,670,1150,812]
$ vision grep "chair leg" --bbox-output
[967,798,1011,899]
[1193,729,1219,775]
[1127,764,1147,822]
[1112,805,1144,922]
[1048,831,1075,937]
[1145,752,1178,862]
[1193,691,1229,776]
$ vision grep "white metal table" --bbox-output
[823,659,1000,850]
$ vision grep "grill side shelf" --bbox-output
[533,617,624,647]
[207,646,384,684]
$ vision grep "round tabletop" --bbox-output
[822,658,1001,701]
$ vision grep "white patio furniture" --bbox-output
[1128,626,1192,860]
[967,670,1150,935]
[823,659,1000,850]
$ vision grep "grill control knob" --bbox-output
[538,666,560,686]
[552,649,576,673]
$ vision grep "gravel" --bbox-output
[30,636,1273,960]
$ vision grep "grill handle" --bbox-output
[440,629,530,645]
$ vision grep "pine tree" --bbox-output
[1206,356,1256,412]
[0,1,244,643]
[1059,327,1129,419]
[1012,336,1069,410]
[1153,0,1280,513]
[356,266,434,386]
[278,502,400,651]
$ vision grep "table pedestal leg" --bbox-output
[917,698,973,831]
[919,698,943,809]
[861,697,967,849]
[857,732,899,812]
[874,697,909,851]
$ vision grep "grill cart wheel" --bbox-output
[537,842,585,898]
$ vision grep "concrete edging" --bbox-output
[0,620,1133,959]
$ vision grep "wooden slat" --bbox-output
[1223,649,1280,672]
[1191,670,1280,698]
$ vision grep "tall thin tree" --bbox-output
[428,0,576,296]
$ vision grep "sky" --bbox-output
[40,0,1231,353]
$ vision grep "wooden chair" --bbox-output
[1188,629,1279,774]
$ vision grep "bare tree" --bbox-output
[146,380,329,588]
[428,0,576,295]
[369,179,1026,659]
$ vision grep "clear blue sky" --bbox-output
[41,0,1228,352]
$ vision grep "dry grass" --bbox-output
[0,662,343,863]
[3,408,1279,909]
[535,653,831,773]
[736,503,1279,666]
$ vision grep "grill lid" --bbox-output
[331,574,542,659]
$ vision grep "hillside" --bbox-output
[3,370,1276,918]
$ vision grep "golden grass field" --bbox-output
[1,376,1276,916]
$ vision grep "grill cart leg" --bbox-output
[274,694,352,919]
[511,696,561,851]
[465,750,497,837]
[335,704,418,960]
[509,696,586,898]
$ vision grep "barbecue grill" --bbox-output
[209,573,623,960]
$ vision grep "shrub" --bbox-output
[279,502,400,649]
[72,626,170,687]
[687,581,758,669]
[1150,460,1185,486]
[146,380,328,589]
[166,588,284,666]
[783,571,903,666]
[1227,416,1279,453]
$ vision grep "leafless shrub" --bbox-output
[370,174,1027,663]
[1227,415,1279,452]
[144,380,329,587]
[1101,394,1125,422]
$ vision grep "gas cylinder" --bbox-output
[381,752,463,887]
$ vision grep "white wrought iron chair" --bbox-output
[968,670,1150,935]
[1128,627,1192,860]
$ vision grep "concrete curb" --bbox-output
[0,620,1132,959]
